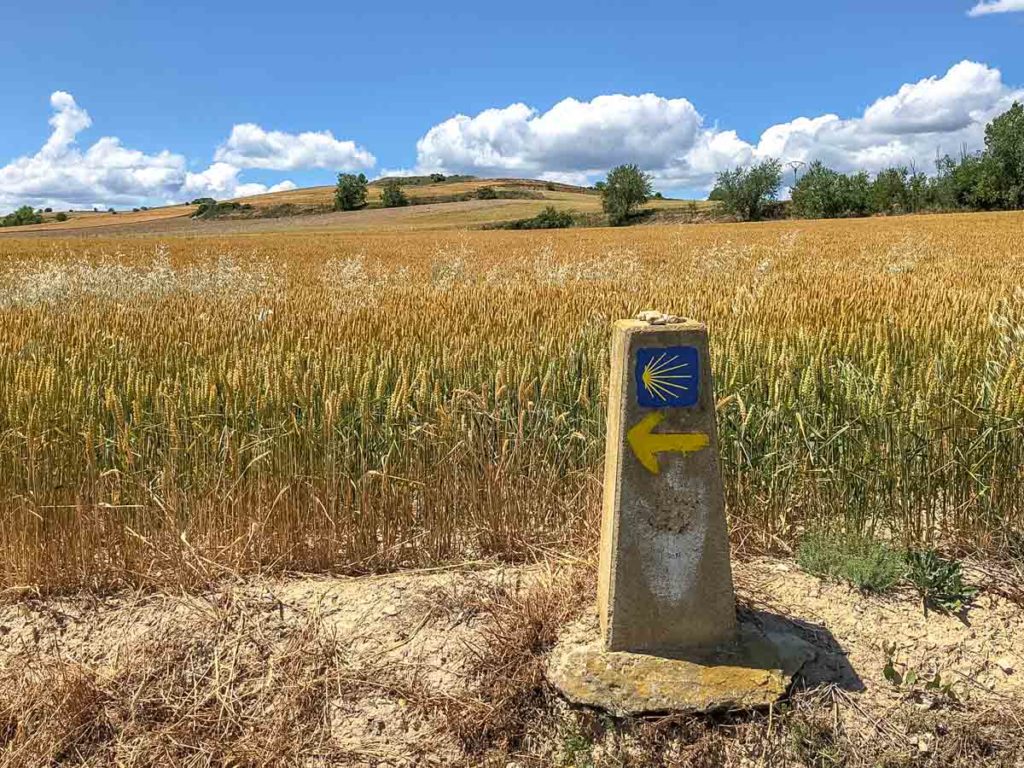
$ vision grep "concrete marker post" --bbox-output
[597,317,736,653]
[546,312,815,717]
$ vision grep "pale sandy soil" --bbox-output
[2,559,1022,766]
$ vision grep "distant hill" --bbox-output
[0,177,713,237]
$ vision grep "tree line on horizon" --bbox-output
[710,102,1024,222]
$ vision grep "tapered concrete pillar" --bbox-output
[546,314,815,717]
[597,317,736,653]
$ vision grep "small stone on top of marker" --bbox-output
[637,310,686,325]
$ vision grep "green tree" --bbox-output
[1,205,43,227]
[334,173,368,211]
[870,167,911,214]
[933,152,1002,211]
[984,101,1024,208]
[712,159,782,221]
[906,170,931,213]
[790,162,871,218]
[601,164,653,225]
[55,212,68,222]
[380,179,409,207]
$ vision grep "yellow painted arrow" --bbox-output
[627,412,709,475]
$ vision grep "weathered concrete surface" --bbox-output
[547,615,815,717]
[597,319,735,653]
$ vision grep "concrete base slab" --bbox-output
[546,614,816,717]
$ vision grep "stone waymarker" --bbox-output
[547,313,814,716]
[597,317,735,653]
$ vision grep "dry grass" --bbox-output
[3,559,1023,767]
[0,212,1023,592]
[1,604,346,766]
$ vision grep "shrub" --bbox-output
[476,186,498,200]
[601,164,653,225]
[380,179,409,208]
[44,207,52,213]
[192,201,253,220]
[501,206,574,230]
[797,531,905,593]
[429,173,446,183]
[529,206,573,228]
[334,173,368,211]
[711,159,783,221]
[55,212,68,222]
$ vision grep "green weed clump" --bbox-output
[905,549,978,614]
[797,531,905,593]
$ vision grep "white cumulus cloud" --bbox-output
[412,61,1023,191]
[968,0,1024,15]
[180,162,298,200]
[1,94,371,211]
[214,123,375,171]
[415,94,707,181]
[742,61,1023,179]
[0,92,187,210]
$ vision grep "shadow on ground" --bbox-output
[741,606,864,693]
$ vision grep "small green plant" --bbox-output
[476,185,498,200]
[905,549,977,614]
[380,179,409,208]
[882,642,960,704]
[797,531,904,593]
[558,718,594,768]
[54,212,68,222]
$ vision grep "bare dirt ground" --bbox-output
[2,559,1022,767]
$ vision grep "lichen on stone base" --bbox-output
[546,614,815,717]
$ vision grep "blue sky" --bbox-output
[2,0,1023,209]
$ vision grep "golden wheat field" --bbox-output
[1,211,1023,592]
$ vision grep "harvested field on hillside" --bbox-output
[0,178,706,237]
[1,212,1023,591]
